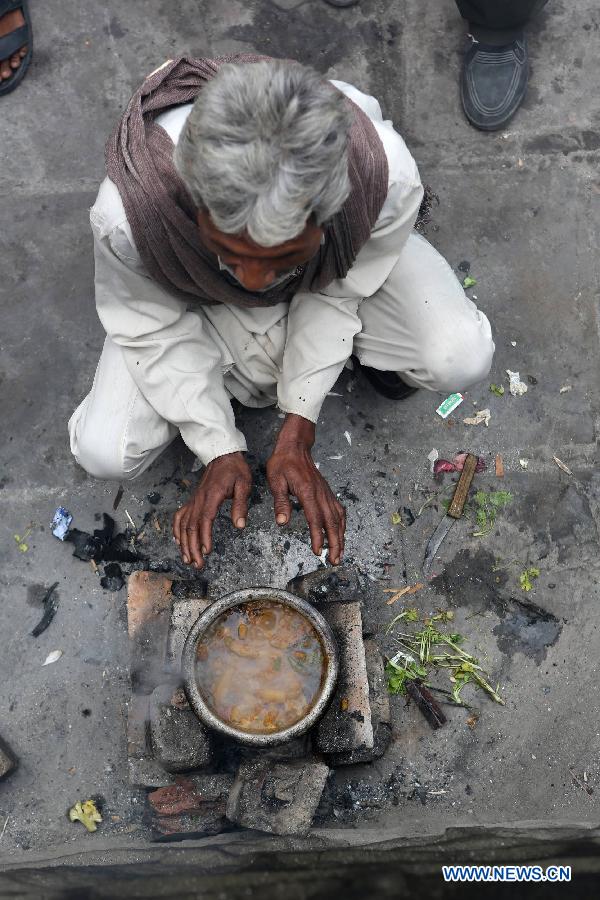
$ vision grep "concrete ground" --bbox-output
[1,0,599,870]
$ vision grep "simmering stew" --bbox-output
[194,599,326,734]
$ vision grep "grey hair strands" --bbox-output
[174,59,352,247]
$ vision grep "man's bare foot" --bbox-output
[0,8,28,82]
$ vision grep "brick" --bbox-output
[313,602,374,755]
[0,736,17,781]
[327,638,392,766]
[149,684,212,772]
[127,572,174,692]
[148,774,232,841]
[226,758,329,836]
[127,571,173,638]
[165,595,211,673]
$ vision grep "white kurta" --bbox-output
[70,81,494,480]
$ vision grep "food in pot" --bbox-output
[194,599,326,734]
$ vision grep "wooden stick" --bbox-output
[447,453,478,519]
[406,680,447,729]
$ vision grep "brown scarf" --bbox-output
[106,55,389,308]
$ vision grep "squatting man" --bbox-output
[69,56,495,570]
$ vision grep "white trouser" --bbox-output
[69,233,494,480]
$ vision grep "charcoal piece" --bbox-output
[402,507,416,527]
[100,562,125,592]
[170,579,209,600]
[30,582,60,637]
[65,512,145,563]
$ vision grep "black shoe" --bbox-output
[461,34,529,132]
[358,365,418,401]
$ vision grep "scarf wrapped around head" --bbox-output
[106,55,389,308]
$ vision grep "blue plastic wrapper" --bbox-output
[51,506,73,541]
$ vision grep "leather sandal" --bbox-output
[0,0,32,97]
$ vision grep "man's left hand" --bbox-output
[266,414,346,565]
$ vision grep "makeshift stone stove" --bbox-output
[126,568,391,839]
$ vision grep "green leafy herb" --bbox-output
[471,490,513,536]
[489,383,505,396]
[463,275,477,289]
[519,567,540,592]
[386,658,428,695]
[386,615,505,707]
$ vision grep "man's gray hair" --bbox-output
[174,59,353,247]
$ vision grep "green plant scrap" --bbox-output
[489,383,505,396]
[471,490,513,536]
[463,275,477,289]
[385,615,505,707]
[519,567,540,592]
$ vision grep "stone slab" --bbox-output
[313,602,374,755]
[226,758,329,836]
[327,638,392,766]
[149,684,212,773]
[165,595,211,674]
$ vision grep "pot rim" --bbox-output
[182,586,339,747]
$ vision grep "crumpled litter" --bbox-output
[436,393,464,419]
[519,459,529,470]
[51,507,73,541]
[506,370,528,397]
[69,799,102,833]
[42,650,63,666]
[427,448,439,473]
[433,453,486,475]
[463,408,491,427]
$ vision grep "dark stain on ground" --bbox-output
[521,483,596,563]
[103,16,126,39]
[26,583,49,607]
[432,549,561,663]
[226,6,383,72]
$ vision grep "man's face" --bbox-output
[197,209,323,293]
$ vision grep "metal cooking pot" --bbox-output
[182,586,339,747]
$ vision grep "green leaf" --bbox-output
[463,275,477,289]
[391,511,402,526]
[519,567,540,592]
[488,491,513,509]
[489,383,505,396]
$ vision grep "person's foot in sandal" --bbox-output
[0,1,31,93]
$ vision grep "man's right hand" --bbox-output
[172,451,252,569]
